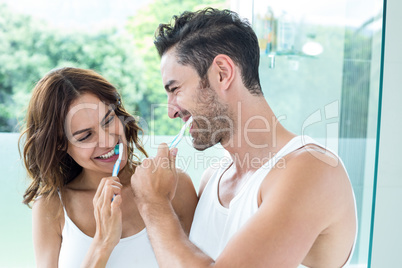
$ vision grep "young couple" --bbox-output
[21,8,357,268]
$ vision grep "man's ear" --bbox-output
[210,54,236,91]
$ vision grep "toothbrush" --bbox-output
[169,117,193,148]
[112,143,123,176]
[111,143,123,202]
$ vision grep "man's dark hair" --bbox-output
[154,8,262,95]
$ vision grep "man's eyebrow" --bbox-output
[72,109,112,136]
[164,80,177,92]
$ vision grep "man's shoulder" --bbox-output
[290,143,342,168]
[260,144,350,206]
[274,143,346,179]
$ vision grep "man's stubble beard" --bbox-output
[191,85,235,151]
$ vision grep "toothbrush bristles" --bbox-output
[118,143,123,160]
[169,117,193,148]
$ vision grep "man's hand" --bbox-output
[131,143,178,208]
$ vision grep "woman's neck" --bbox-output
[68,166,133,190]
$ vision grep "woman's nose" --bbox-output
[98,128,115,148]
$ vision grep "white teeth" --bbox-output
[98,148,115,159]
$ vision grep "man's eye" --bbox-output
[78,133,91,142]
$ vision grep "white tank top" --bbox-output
[58,193,159,268]
[189,136,357,267]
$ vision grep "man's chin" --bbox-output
[192,139,219,151]
[193,144,210,151]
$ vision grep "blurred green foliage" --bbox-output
[0,0,379,137]
[126,0,227,135]
[0,3,144,132]
[0,0,226,134]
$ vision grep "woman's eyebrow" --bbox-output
[72,109,113,136]
[72,128,91,136]
[100,109,113,125]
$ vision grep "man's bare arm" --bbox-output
[131,144,353,268]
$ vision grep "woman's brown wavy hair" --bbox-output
[19,67,147,206]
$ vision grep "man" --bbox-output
[131,8,357,268]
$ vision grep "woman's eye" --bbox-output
[104,115,115,126]
[78,132,91,142]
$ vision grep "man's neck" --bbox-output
[222,98,295,173]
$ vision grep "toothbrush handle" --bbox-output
[111,159,121,202]
[112,160,121,176]
[169,135,182,148]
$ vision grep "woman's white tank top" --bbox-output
[189,136,357,267]
[57,193,159,268]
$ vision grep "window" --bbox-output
[242,0,383,266]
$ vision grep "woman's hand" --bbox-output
[93,176,123,248]
[81,177,123,268]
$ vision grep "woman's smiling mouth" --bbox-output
[96,148,116,159]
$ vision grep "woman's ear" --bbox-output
[210,54,236,91]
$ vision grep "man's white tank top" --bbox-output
[189,136,357,267]
[57,193,159,268]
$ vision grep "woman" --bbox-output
[20,67,198,267]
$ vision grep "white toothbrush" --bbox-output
[111,143,123,201]
[112,143,123,176]
[169,117,193,148]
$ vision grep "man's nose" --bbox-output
[167,95,180,119]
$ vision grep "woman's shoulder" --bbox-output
[32,192,64,236]
[175,168,197,200]
[172,169,198,234]
[33,192,62,212]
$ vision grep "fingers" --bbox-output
[94,177,122,209]
[131,143,179,204]
[169,147,178,171]
[92,177,123,249]
[104,179,122,206]
[156,143,177,171]
[93,177,107,205]
[111,194,122,214]
[157,143,169,158]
